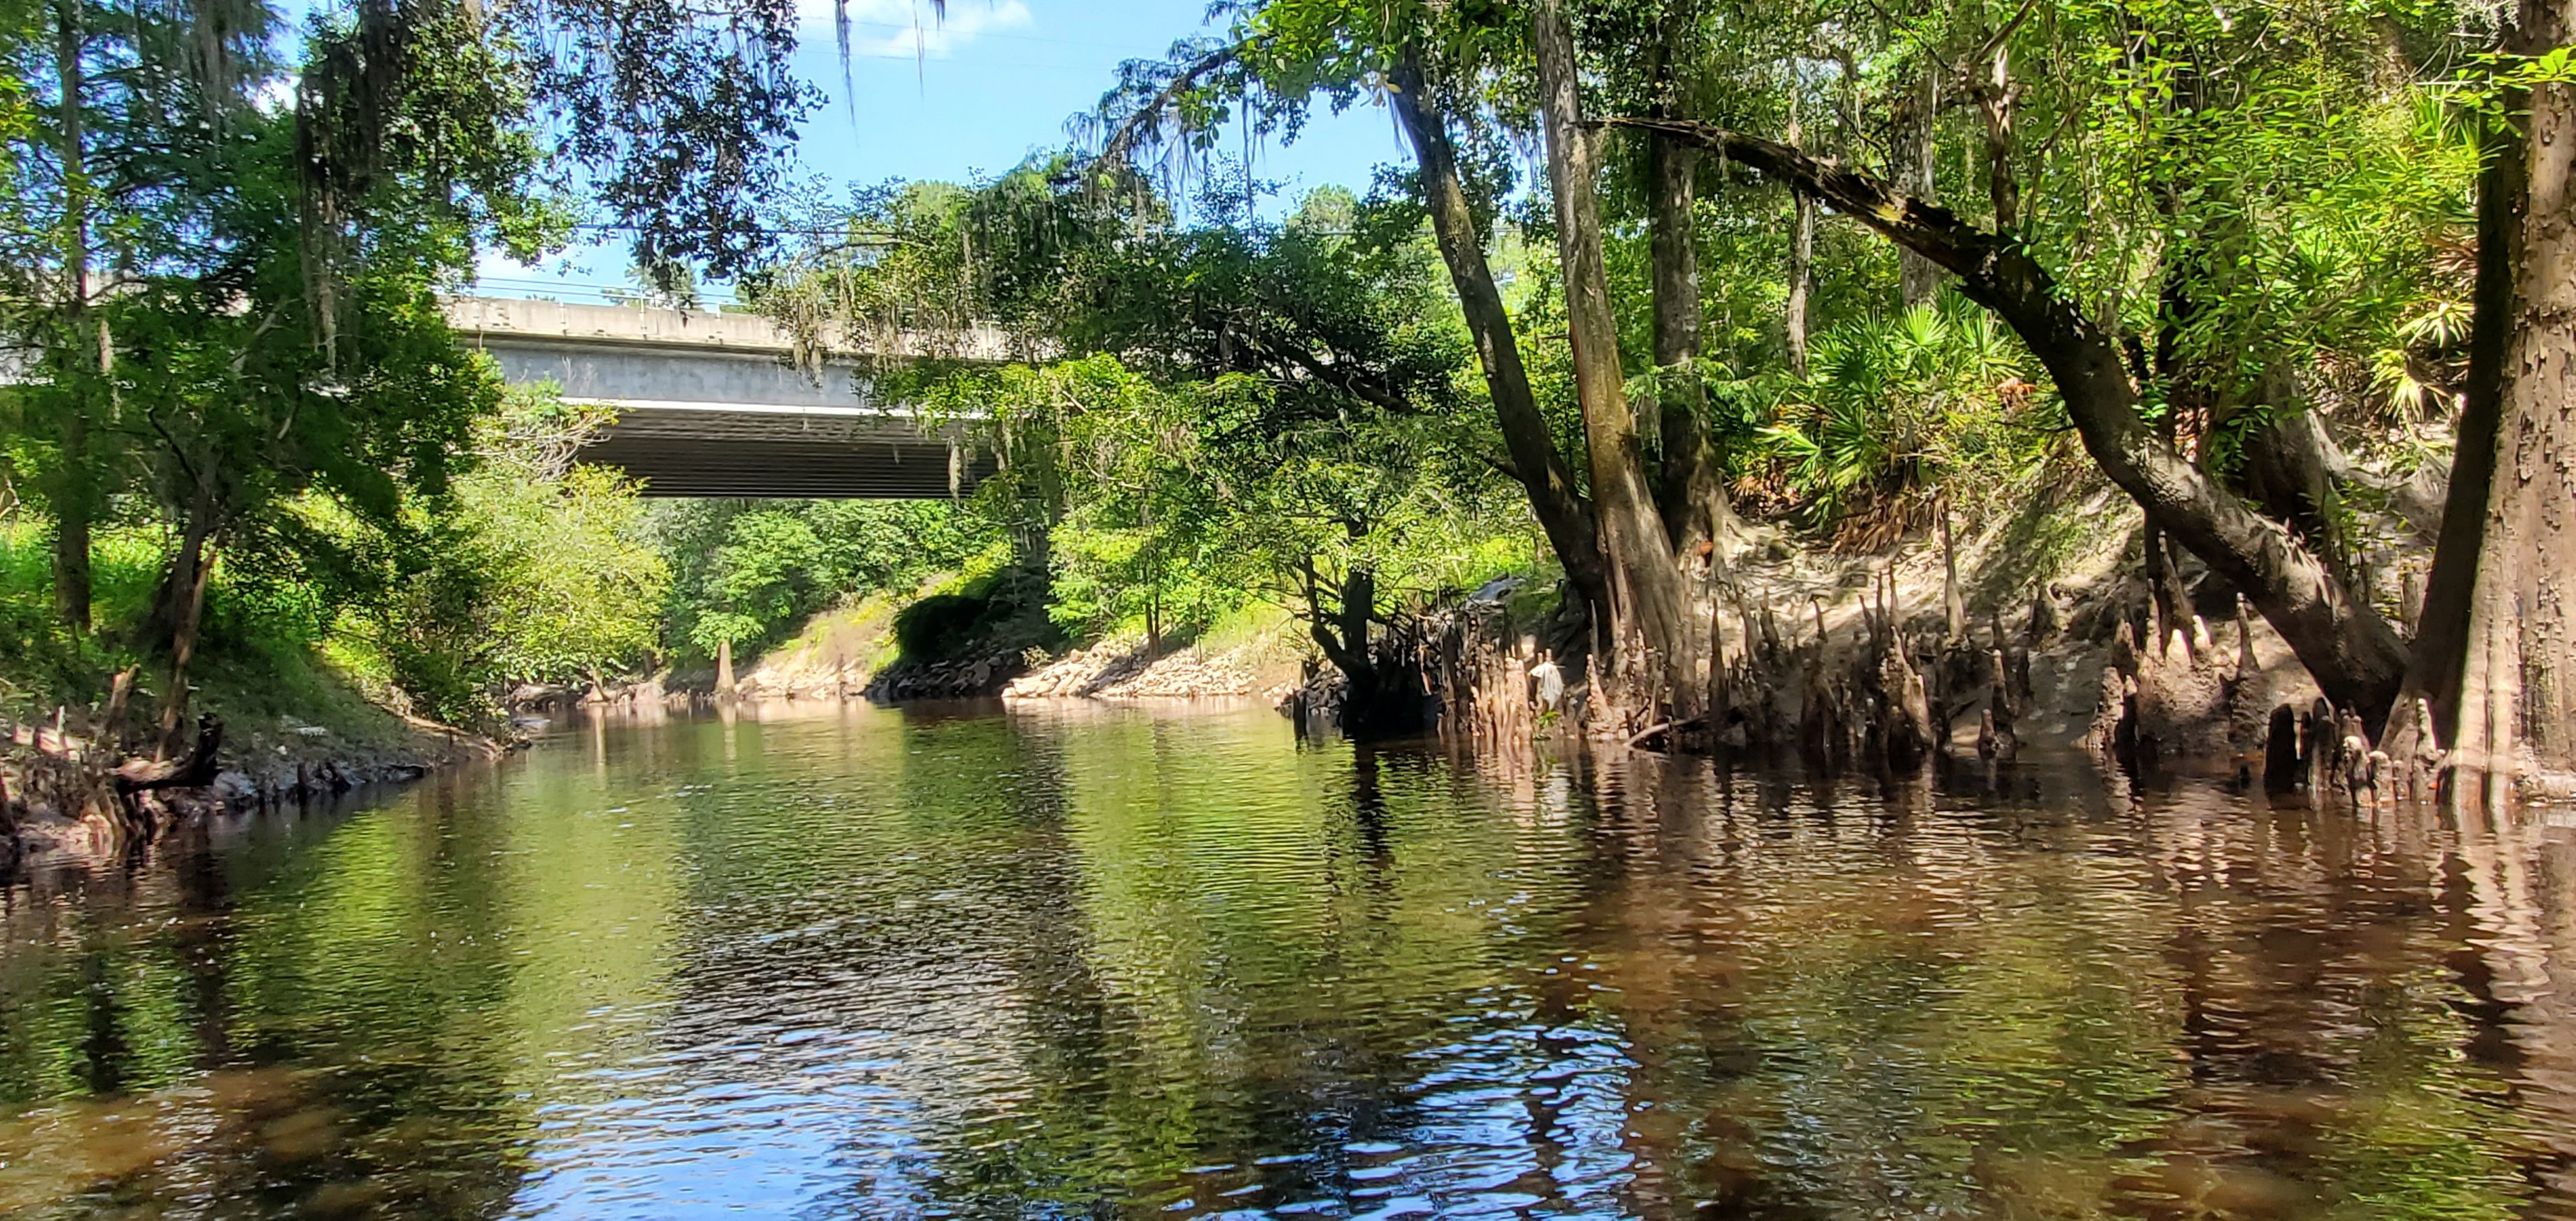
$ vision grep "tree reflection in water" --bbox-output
[0,700,2571,1219]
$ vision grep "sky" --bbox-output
[476,0,1414,302]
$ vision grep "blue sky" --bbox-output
[477,0,1412,300]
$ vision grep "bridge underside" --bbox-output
[581,403,997,499]
[449,298,1000,499]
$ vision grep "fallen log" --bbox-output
[114,715,223,795]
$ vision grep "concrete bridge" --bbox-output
[445,297,1004,498]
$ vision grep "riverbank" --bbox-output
[1707,504,2330,761]
[573,491,2341,775]
[1002,627,1306,702]
[614,590,1310,706]
[2,667,504,878]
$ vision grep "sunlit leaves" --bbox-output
[1762,304,2056,538]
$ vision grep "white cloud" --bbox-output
[794,0,1033,59]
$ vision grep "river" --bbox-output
[3,699,2575,1219]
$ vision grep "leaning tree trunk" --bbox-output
[1614,116,2412,722]
[1388,55,1608,619]
[2454,0,2576,804]
[1532,0,1696,726]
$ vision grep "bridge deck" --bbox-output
[447,298,1000,498]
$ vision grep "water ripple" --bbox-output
[2,703,2575,1219]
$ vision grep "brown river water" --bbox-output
[4,699,2576,1219]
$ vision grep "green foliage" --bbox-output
[1761,306,2057,540]
[654,498,1003,665]
[929,342,1531,650]
[1081,0,2494,575]
[281,389,668,722]
[0,520,138,713]
[0,0,835,732]
[758,172,1547,651]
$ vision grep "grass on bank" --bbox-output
[0,519,432,762]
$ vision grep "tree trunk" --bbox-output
[1302,562,1421,739]
[1531,0,1694,723]
[1145,584,1162,659]
[1644,0,1731,558]
[2233,395,2357,577]
[53,418,91,633]
[153,486,218,756]
[1977,44,2019,230]
[50,0,93,634]
[1896,67,1942,308]
[717,637,736,694]
[1648,127,1729,557]
[1787,186,1816,378]
[2392,88,2524,761]
[2453,0,2576,802]
[1389,55,1608,616]
[1617,117,2412,721]
[1940,501,1966,642]
[1338,566,1372,678]
[1785,96,1816,379]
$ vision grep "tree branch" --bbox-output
[1239,329,1415,415]
[1093,43,1245,170]
[1602,114,2410,718]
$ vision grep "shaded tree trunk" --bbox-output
[53,417,91,633]
[1644,0,1732,557]
[1649,126,1727,556]
[1299,560,1424,739]
[50,0,93,633]
[1389,55,1608,618]
[1532,0,1694,722]
[152,482,218,755]
[2452,0,2576,802]
[2392,88,2524,762]
[1617,117,2411,721]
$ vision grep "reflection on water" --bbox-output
[6,699,2576,1218]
